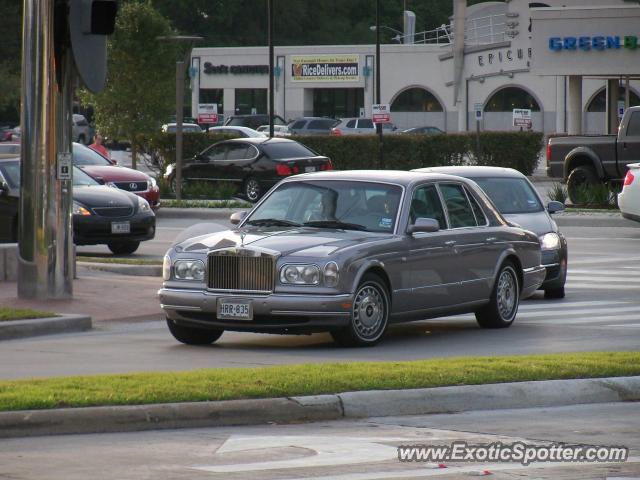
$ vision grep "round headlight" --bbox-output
[175,261,190,278]
[540,232,561,250]
[190,261,205,281]
[302,265,320,284]
[323,262,339,287]
[284,266,300,283]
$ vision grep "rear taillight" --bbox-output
[320,160,333,171]
[276,163,299,176]
[546,142,551,166]
[624,170,635,186]
[331,128,342,136]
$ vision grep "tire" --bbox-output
[166,318,223,345]
[107,241,140,255]
[169,175,187,196]
[567,165,599,204]
[476,262,520,329]
[330,273,390,347]
[243,177,262,202]
[544,257,567,299]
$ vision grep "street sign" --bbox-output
[198,103,218,124]
[372,103,391,123]
[474,103,483,121]
[618,100,625,120]
[57,152,72,180]
[512,108,532,128]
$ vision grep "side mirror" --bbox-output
[547,201,565,214]
[408,217,440,234]
[230,211,247,225]
[109,158,118,166]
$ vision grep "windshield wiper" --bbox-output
[246,218,301,227]
[303,220,368,231]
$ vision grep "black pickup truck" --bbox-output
[547,106,640,203]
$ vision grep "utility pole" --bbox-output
[268,0,275,138]
[375,0,384,168]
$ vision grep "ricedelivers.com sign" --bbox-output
[291,55,359,82]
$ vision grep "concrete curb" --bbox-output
[156,207,249,220]
[78,262,162,277]
[0,314,92,341]
[555,213,639,228]
[1,376,638,438]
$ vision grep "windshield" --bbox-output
[470,177,543,214]
[0,160,98,188]
[73,143,111,166]
[246,180,402,233]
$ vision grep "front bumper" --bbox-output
[74,212,156,246]
[521,265,547,298]
[159,287,352,333]
[539,247,567,289]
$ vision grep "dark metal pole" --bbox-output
[175,59,185,201]
[375,0,383,168]
[268,0,274,138]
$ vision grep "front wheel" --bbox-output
[476,262,520,328]
[166,319,223,345]
[331,273,389,347]
[107,241,140,255]
[243,177,262,202]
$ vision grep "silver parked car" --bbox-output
[159,170,545,347]
[331,118,398,135]
[72,114,90,144]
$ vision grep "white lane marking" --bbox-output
[569,257,640,265]
[193,436,407,473]
[565,284,640,290]
[518,301,624,310]
[521,313,640,324]
[568,277,640,283]
[608,323,640,328]
[518,306,640,318]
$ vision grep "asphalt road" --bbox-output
[2,402,638,479]
[2,223,640,379]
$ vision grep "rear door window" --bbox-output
[291,120,307,130]
[358,119,374,129]
[202,144,228,161]
[308,119,335,130]
[225,144,250,160]
[346,119,357,128]
[439,183,477,228]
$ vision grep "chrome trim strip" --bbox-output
[160,287,351,299]
[541,263,560,268]
[271,310,350,317]
[161,304,202,311]
[523,266,546,273]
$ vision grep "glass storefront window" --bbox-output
[313,88,363,118]
[235,89,267,115]
[199,88,224,112]
[484,87,540,112]
[391,87,443,112]
[587,87,640,112]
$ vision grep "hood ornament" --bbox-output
[240,232,246,248]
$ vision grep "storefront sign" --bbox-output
[291,55,359,82]
[198,103,218,124]
[548,35,639,51]
[372,103,391,123]
[513,108,532,128]
[478,48,531,67]
[203,63,269,75]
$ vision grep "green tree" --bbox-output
[79,0,179,168]
[0,0,23,124]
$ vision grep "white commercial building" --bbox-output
[191,0,640,134]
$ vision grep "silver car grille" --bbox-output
[208,253,275,292]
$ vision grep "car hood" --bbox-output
[73,185,138,209]
[79,165,150,182]
[176,227,390,257]
[502,211,556,236]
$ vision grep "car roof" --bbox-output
[413,166,525,179]
[222,137,298,145]
[281,169,470,187]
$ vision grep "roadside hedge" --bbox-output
[150,131,543,176]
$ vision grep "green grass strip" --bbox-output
[0,352,638,411]
[0,307,57,322]
[161,199,251,209]
[76,256,162,265]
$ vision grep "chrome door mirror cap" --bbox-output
[230,211,248,225]
[408,217,440,234]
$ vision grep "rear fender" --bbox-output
[564,147,604,180]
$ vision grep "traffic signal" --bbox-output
[69,0,118,93]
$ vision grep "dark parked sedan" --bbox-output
[165,137,333,202]
[160,170,546,347]
[0,159,155,254]
[414,166,567,298]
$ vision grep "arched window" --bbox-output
[586,87,640,112]
[391,87,443,112]
[484,87,540,112]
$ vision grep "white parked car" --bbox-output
[256,124,291,136]
[331,117,398,135]
[72,114,91,144]
[208,126,267,138]
[161,123,203,133]
[618,163,640,222]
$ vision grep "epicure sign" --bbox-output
[549,35,640,51]
[291,55,359,82]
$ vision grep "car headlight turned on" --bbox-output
[173,259,205,281]
[148,176,157,188]
[280,264,320,285]
[162,255,171,281]
[138,196,151,212]
[540,232,561,250]
[323,261,339,287]
[72,201,91,216]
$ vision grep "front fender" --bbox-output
[348,258,390,294]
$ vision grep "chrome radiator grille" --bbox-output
[208,254,275,292]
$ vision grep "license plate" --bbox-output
[304,166,317,173]
[217,298,253,321]
[111,221,130,234]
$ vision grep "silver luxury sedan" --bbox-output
[159,170,546,347]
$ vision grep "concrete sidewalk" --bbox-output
[0,268,163,323]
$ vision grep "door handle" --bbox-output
[486,237,497,242]
[444,240,457,247]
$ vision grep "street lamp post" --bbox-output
[157,35,203,201]
[268,0,275,138]
[369,25,403,43]
[375,0,384,169]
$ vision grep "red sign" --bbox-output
[198,113,218,124]
[372,103,391,123]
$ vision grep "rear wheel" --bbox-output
[331,273,389,347]
[243,177,262,202]
[166,319,223,345]
[567,165,599,204]
[107,241,140,255]
[476,262,520,328]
